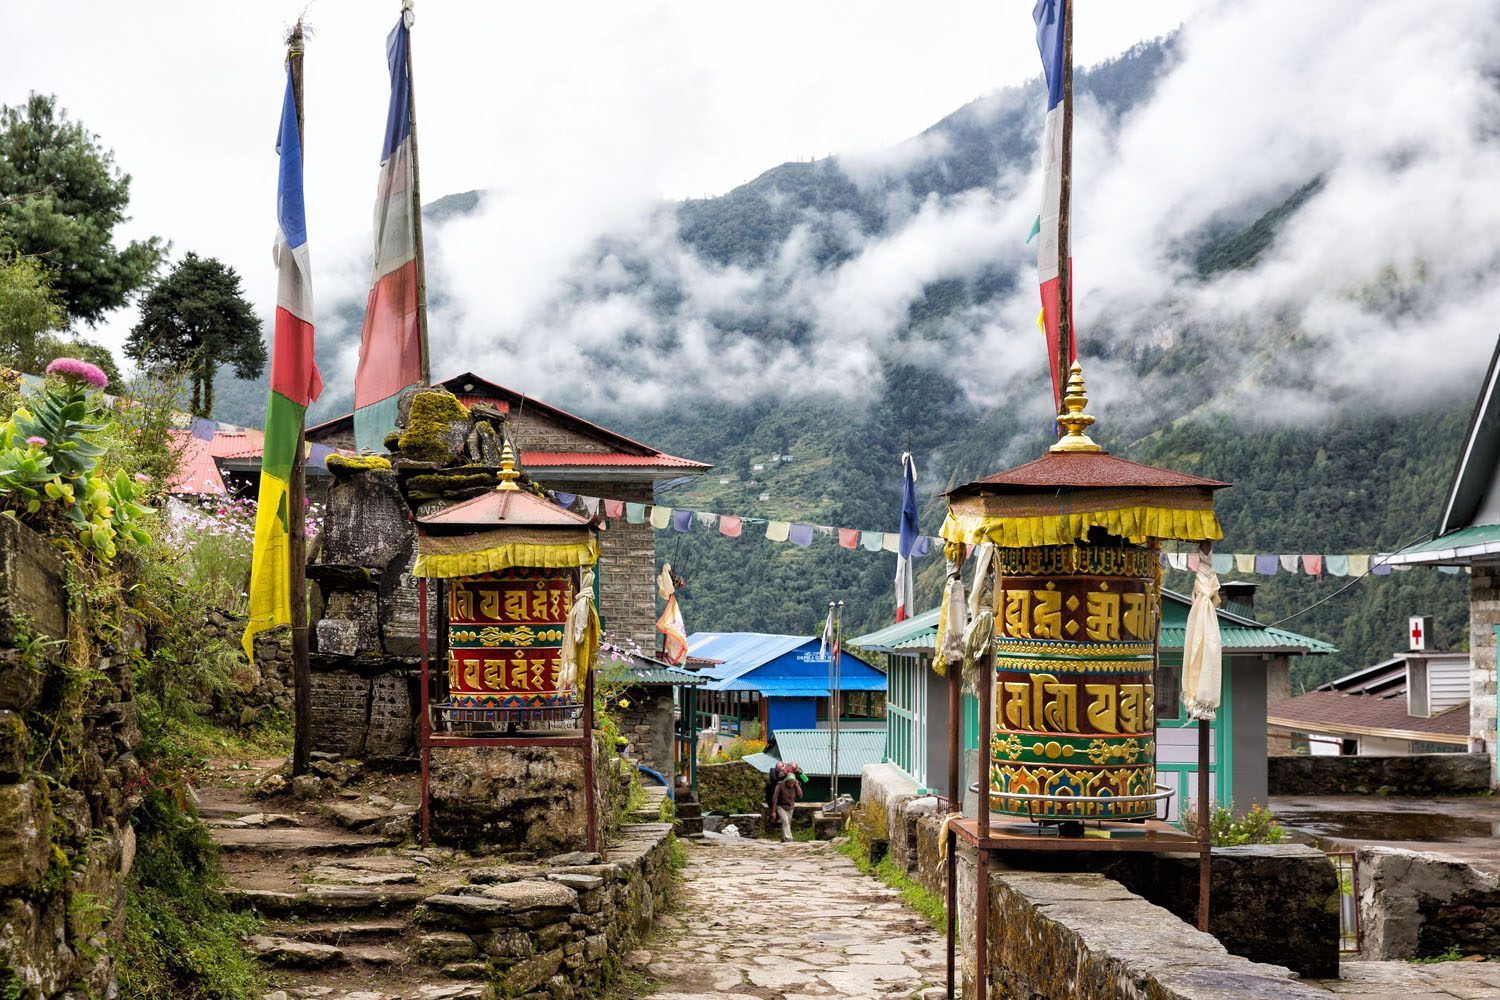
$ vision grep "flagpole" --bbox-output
[286,22,313,779]
[1055,0,1074,415]
[403,0,431,386]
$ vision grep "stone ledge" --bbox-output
[1269,753,1491,796]
[961,849,1337,999]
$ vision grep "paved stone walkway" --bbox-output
[1313,958,1500,999]
[634,833,945,999]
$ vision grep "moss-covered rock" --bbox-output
[404,471,497,501]
[325,453,393,475]
[397,391,470,465]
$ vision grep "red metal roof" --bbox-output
[417,487,593,530]
[950,451,1229,496]
[521,450,705,469]
[167,429,264,495]
[1268,690,1470,742]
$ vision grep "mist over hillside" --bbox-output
[211,0,1498,685]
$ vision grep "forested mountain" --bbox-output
[207,30,1484,690]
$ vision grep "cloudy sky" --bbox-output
[1,0,1199,366]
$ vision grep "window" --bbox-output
[1155,658,1183,723]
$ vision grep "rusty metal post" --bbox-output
[946,826,957,997]
[1197,717,1211,931]
[584,661,598,856]
[419,576,430,848]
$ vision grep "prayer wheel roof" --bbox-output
[947,451,1229,498]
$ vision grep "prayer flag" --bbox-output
[1254,554,1279,576]
[820,605,836,658]
[1234,553,1255,574]
[655,564,688,665]
[695,511,718,528]
[839,528,859,549]
[1278,554,1298,573]
[625,502,646,524]
[604,499,624,519]
[1371,558,1392,576]
[895,453,919,622]
[1212,553,1233,575]
[766,520,791,542]
[718,514,743,538]
[580,496,600,517]
[1302,554,1322,576]
[913,536,932,558]
[649,506,672,530]
[1033,0,1076,407]
[672,509,693,532]
[554,491,576,508]
[788,523,814,547]
[1347,555,1370,576]
[353,8,423,452]
[862,531,885,552]
[1325,555,1349,577]
[244,58,323,661]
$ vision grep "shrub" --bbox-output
[1180,802,1286,846]
[723,736,767,761]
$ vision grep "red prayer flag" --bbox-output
[603,499,624,519]
[718,514,743,538]
[838,528,859,549]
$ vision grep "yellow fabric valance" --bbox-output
[940,506,1223,548]
[413,538,599,579]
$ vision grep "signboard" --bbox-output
[447,568,575,708]
[1409,614,1432,652]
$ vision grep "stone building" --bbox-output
[303,372,707,651]
[1388,336,1500,776]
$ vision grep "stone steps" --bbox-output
[213,826,396,856]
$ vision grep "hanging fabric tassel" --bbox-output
[558,569,598,696]
[932,557,968,677]
[960,543,996,695]
[1181,559,1223,721]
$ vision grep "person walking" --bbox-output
[772,772,801,842]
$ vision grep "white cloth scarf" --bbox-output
[1181,561,1223,721]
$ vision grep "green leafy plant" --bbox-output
[1180,802,1286,846]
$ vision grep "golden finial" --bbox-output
[1049,361,1102,454]
[496,441,521,491]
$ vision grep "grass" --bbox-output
[1410,945,1467,964]
[838,814,947,931]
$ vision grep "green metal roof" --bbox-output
[1387,523,1500,566]
[768,727,886,778]
[598,655,706,686]
[850,590,1334,657]
[849,607,940,652]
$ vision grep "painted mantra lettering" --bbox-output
[997,578,1155,642]
[996,672,1154,736]
[447,570,574,708]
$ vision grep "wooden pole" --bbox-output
[287,26,313,780]
[947,657,961,812]
[403,2,432,386]
[945,825,957,997]
[1055,0,1074,414]
[419,576,430,848]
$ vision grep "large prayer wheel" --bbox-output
[990,540,1160,819]
[941,362,1229,829]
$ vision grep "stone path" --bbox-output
[635,833,945,999]
[1313,959,1500,999]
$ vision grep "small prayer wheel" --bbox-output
[942,363,1228,825]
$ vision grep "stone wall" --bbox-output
[0,519,141,999]
[1359,846,1500,959]
[415,822,674,996]
[953,845,1335,1000]
[699,759,765,816]
[864,763,1342,992]
[1268,752,1491,796]
[1470,566,1499,760]
[195,611,294,729]
[616,685,674,783]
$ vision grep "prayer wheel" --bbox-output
[447,568,575,708]
[990,540,1160,819]
[941,362,1228,827]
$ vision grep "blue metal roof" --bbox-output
[686,632,886,695]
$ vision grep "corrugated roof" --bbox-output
[599,655,705,686]
[948,451,1229,496]
[168,429,264,495]
[770,727,887,778]
[522,450,707,469]
[1268,690,1469,743]
[852,593,1333,655]
[1388,523,1500,566]
[686,633,811,685]
[849,608,941,652]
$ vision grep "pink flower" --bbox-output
[45,357,108,390]
[25,436,47,448]
[133,472,150,483]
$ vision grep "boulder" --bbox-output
[0,780,52,889]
